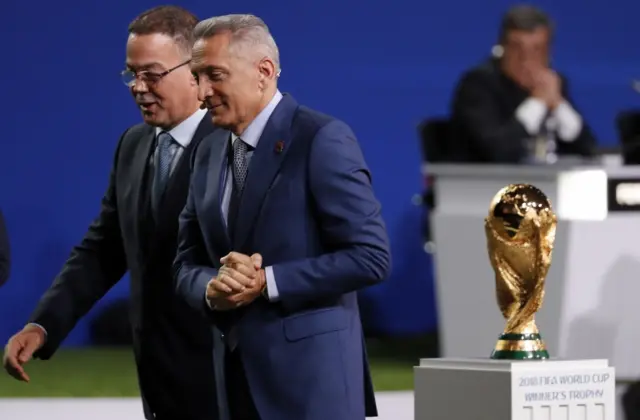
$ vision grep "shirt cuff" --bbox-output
[264,266,280,302]
[28,323,47,337]
[553,101,583,142]
[204,290,216,310]
[516,97,548,136]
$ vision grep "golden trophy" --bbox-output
[485,184,557,360]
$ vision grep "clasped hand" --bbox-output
[530,68,562,109]
[206,252,265,310]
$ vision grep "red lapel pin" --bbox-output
[275,140,285,153]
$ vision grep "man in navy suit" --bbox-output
[174,13,391,420]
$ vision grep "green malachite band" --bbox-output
[491,349,549,360]
[498,333,541,341]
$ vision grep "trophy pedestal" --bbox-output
[414,358,615,420]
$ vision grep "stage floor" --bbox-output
[0,391,414,419]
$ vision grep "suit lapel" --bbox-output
[233,95,298,249]
[204,128,232,250]
[131,127,156,254]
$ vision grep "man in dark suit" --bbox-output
[449,5,597,163]
[3,6,222,420]
[0,209,9,286]
[174,14,391,420]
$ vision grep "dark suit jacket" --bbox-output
[174,94,391,420]
[30,115,221,420]
[450,58,597,163]
[0,210,9,286]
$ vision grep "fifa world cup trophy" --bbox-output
[485,184,557,359]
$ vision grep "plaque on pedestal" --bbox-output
[414,358,615,420]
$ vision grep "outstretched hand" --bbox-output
[3,324,46,382]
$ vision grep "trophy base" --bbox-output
[415,358,616,420]
[490,333,549,360]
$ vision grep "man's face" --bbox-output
[125,33,198,129]
[191,33,266,134]
[501,27,550,89]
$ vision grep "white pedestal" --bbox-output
[414,358,615,420]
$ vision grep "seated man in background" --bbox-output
[0,209,9,286]
[449,5,597,163]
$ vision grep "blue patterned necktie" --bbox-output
[153,132,177,212]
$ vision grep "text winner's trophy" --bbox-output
[485,184,557,360]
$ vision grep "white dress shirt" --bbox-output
[153,108,208,173]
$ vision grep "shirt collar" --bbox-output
[155,108,208,148]
[232,90,283,148]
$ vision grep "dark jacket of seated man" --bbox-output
[0,210,10,286]
[449,57,597,163]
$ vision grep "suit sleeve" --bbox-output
[173,146,218,317]
[556,78,597,157]
[0,210,10,286]
[451,72,530,162]
[271,120,391,311]
[30,132,129,359]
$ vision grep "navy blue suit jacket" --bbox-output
[174,94,391,419]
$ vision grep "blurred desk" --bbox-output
[426,162,640,381]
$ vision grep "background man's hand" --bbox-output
[532,68,562,109]
[206,252,265,309]
[3,324,46,382]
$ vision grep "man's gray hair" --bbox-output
[194,14,281,75]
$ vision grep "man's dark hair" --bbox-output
[498,5,554,43]
[128,6,199,55]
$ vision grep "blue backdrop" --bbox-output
[2,0,639,346]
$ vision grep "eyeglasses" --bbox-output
[121,59,191,87]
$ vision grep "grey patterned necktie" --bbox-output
[153,132,177,212]
[228,137,249,238]
[232,137,249,195]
